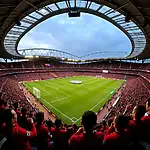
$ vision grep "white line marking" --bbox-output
[40,83,71,103]
[71,117,78,123]
[41,97,73,122]
[74,93,110,124]
[90,93,111,111]
[27,78,124,124]
[34,82,52,95]
[42,80,120,123]
[50,96,71,104]
[45,84,70,97]
[74,83,123,123]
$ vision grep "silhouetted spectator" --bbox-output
[18,107,31,130]
[69,111,104,150]
[51,118,67,150]
[35,112,50,150]
[1,108,37,150]
[103,115,130,150]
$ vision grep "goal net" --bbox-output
[33,87,40,98]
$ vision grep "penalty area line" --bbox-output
[45,83,70,97]
[41,97,73,123]
[49,95,71,104]
[74,83,122,124]
[74,92,111,124]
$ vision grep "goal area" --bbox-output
[33,87,40,98]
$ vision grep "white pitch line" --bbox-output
[36,79,123,124]
[31,84,72,122]
[83,79,112,87]
[71,117,78,123]
[74,83,123,123]
[26,83,73,122]
[74,93,111,124]
[45,84,58,90]
[90,83,123,111]
[39,83,71,104]
[38,81,69,97]
[45,84,70,97]
[50,96,71,104]
[34,82,52,95]
[41,97,73,122]
[90,93,111,111]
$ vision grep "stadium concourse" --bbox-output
[0,60,150,149]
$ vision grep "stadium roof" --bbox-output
[0,0,150,60]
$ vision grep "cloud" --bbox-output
[18,31,59,50]
[18,13,132,58]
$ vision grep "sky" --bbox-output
[18,13,132,58]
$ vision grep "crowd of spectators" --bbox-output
[0,77,37,119]
[0,60,148,70]
[0,61,150,149]
[107,77,149,119]
[1,97,150,150]
[1,60,150,84]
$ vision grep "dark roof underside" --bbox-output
[0,0,150,60]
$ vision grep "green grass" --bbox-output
[23,76,125,125]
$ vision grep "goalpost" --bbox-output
[33,87,40,98]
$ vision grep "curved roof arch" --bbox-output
[19,48,80,60]
[17,7,133,57]
[19,48,128,60]
[1,0,149,60]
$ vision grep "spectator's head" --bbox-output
[55,118,62,129]
[132,105,146,121]
[36,112,44,124]
[146,98,150,112]
[3,109,17,125]
[64,124,67,128]
[72,123,78,132]
[114,115,129,132]
[13,102,18,110]
[21,107,27,116]
[81,111,97,133]
[46,119,53,127]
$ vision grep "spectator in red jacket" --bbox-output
[18,107,31,130]
[128,105,146,141]
[103,115,130,150]
[142,99,150,124]
[35,112,50,150]
[1,108,37,150]
[52,118,67,150]
[69,111,104,150]
[104,119,115,137]
[142,100,150,142]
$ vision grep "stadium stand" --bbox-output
[0,60,150,149]
[1,0,150,148]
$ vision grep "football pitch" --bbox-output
[23,76,125,125]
